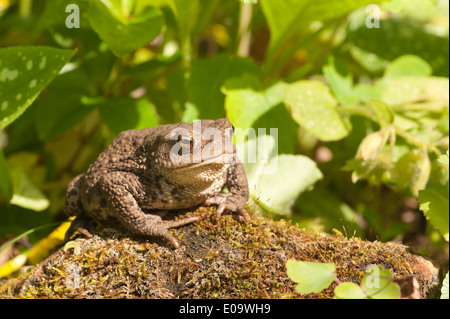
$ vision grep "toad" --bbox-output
[64,118,249,248]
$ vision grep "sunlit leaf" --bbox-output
[419,189,449,241]
[88,0,164,57]
[334,282,367,299]
[286,260,336,294]
[285,80,350,141]
[361,265,400,299]
[0,46,75,129]
[238,134,322,215]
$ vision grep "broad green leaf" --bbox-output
[361,266,400,299]
[186,54,261,121]
[0,150,11,200]
[238,134,322,215]
[286,260,336,294]
[334,282,367,299]
[285,80,350,141]
[323,56,359,106]
[442,272,449,299]
[223,74,287,130]
[0,46,75,129]
[88,0,164,57]
[100,97,159,134]
[383,55,433,81]
[419,189,449,241]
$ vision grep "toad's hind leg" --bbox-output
[64,174,85,217]
[100,172,198,248]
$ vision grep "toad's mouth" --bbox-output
[170,151,236,171]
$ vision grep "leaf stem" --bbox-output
[237,3,253,57]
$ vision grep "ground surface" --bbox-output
[0,208,440,299]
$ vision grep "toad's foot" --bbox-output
[204,194,250,222]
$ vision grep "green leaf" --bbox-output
[323,56,359,106]
[286,260,336,294]
[100,97,159,134]
[223,74,287,130]
[393,149,431,197]
[88,0,164,57]
[383,55,433,81]
[186,54,261,121]
[0,46,75,129]
[8,166,49,212]
[419,189,449,241]
[261,0,383,67]
[437,150,449,167]
[284,80,350,141]
[368,99,394,128]
[347,17,449,77]
[361,265,400,299]
[237,134,322,215]
[0,151,11,200]
[441,272,449,299]
[334,282,367,299]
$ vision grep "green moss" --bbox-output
[0,207,440,298]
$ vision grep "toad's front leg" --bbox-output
[204,163,250,222]
[99,172,198,248]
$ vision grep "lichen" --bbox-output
[0,207,440,299]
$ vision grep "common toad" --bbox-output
[64,118,249,248]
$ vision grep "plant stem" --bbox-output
[237,3,253,57]
[19,0,32,18]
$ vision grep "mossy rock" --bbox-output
[0,208,440,299]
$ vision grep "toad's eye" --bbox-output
[177,135,194,149]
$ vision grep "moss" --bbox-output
[0,207,440,299]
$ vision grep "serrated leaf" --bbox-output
[286,260,336,294]
[88,0,164,57]
[0,46,75,129]
[419,189,449,241]
[285,80,350,141]
[334,282,367,299]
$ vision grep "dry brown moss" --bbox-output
[0,208,440,299]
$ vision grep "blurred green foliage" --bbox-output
[0,0,448,263]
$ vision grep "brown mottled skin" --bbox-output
[64,118,249,248]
